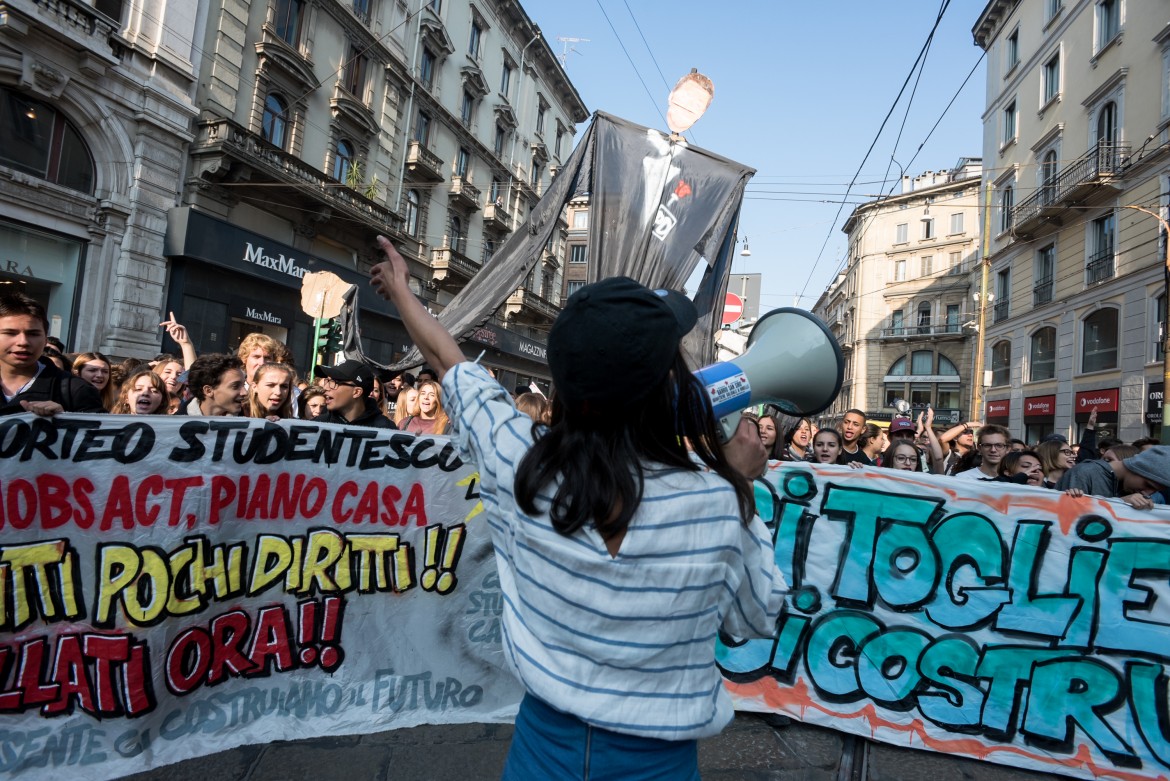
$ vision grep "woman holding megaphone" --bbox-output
[370,236,785,781]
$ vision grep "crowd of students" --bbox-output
[0,291,472,432]
[755,404,1170,511]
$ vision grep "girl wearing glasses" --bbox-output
[1036,439,1077,488]
[884,440,923,472]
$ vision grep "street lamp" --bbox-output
[1119,204,1170,443]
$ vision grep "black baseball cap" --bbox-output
[316,359,374,394]
[549,276,696,407]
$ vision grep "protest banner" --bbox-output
[0,414,522,780]
[3,415,1170,780]
[723,461,1170,781]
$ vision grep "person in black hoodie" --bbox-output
[0,292,104,417]
[313,360,397,429]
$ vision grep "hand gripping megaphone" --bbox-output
[694,308,845,440]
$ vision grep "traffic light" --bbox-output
[315,317,344,360]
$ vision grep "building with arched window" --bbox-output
[813,160,983,428]
[165,0,585,376]
[0,2,198,354]
[974,0,1170,440]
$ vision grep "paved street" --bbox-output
[123,715,1061,781]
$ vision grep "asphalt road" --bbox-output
[122,714,1063,781]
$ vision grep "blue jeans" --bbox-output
[501,694,701,781]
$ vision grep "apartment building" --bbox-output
[973,0,1170,441]
[164,0,586,380]
[0,0,198,355]
[813,162,983,427]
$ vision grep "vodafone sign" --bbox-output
[722,292,744,326]
[1024,395,1056,418]
[1074,388,1119,413]
[986,399,1011,419]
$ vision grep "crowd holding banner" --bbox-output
[2,414,1170,781]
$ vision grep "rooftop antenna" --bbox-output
[555,36,590,67]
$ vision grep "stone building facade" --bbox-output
[0,0,199,355]
[813,162,983,428]
[167,0,587,382]
[973,0,1170,441]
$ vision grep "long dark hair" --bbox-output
[515,352,755,541]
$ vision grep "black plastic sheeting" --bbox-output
[341,111,754,374]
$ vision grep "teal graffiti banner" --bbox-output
[720,461,1170,781]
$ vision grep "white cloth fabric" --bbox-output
[442,362,786,739]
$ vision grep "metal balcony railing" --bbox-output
[993,300,1009,323]
[1033,276,1053,306]
[1086,247,1114,284]
[879,314,970,339]
[1012,141,1128,229]
[191,117,400,230]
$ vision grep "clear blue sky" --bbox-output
[524,0,988,311]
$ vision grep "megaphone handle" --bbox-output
[718,411,742,444]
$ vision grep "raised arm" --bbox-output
[370,236,464,379]
[939,419,979,446]
[920,408,945,474]
[160,311,198,369]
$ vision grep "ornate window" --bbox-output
[333,139,353,182]
[0,88,94,194]
[991,341,1012,386]
[1030,327,1056,381]
[273,0,304,47]
[1082,308,1118,372]
[262,94,289,148]
[405,189,420,236]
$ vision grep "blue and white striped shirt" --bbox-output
[442,363,786,739]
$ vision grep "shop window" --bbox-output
[991,341,1012,386]
[1030,327,1056,381]
[0,88,94,194]
[1082,308,1118,372]
[262,94,289,148]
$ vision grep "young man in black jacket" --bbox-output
[0,293,105,417]
[313,360,396,429]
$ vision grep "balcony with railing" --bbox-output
[430,245,481,288]
[505,287,559,324]
[406,140,444,182]
[1086,246,1114,285]
[483,201,512,233]
[189,116,401,232]
[993,300,1009,323]
[1033,275,1054,306]
[1012,142,1128,236]
[878,314,971,339]
[448,176,480,211]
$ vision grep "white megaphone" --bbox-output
[694,307,844,440]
